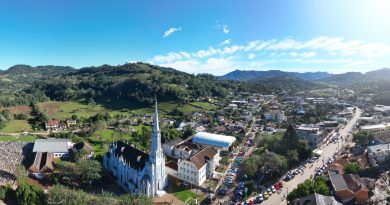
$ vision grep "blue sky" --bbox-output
[0,0,390,75]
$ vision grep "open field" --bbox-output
[38,101,201,120]
[0,105,31,114]
[190,102,218,110]
[0,135,37,142]
[38,101,119,120]
[1,120,33,133]
[129,101,202,116]
[309,88,336,97]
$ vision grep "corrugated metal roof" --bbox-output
[33,138,71,153]
[193,132,236,148]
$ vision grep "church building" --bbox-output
[103,100,167,197]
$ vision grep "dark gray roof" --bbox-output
[292,193,341,205]
[113,140,149,170]
[33,138,71,153]
[328,170,348,191]
[163,138,184,147]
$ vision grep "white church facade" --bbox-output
[103,100,167,197]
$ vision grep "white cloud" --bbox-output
[248,53,256,60]
[163,27,182,38]
[150,36,390,74]
[219,39,231,46]
[215,21,230,34]
[160,57,235,75]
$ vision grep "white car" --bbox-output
[271,186,276,193]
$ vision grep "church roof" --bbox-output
[114,140,149,170]
[189,146,218,169]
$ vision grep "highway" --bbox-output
[257,107,362,205]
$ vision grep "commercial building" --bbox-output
[360,123,390,136]
[295,125,324,148]
[29,138,73,173]
[192,132,236,151]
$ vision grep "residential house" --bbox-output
[367,144,390,169]
[45,119,67,132]
[291,193,341,205]
[328,170,369,204]
[264,110,285,123]
[66,119,77,127]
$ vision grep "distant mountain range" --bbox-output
[219,68,390,85]
[219,69,332,81]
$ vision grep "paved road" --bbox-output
[257,107,362,205]
[214,117,258,204]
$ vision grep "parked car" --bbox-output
[263,192,269,200]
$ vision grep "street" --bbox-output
[256,107,362,205]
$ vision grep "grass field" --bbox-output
[1,120,33,133]
[310,88,336,97]
[0,135,36,142]
[38,101,123,120]
[38,101,201,120]
[0,105,31,114]
[128,101,202,116]
[172,183,204,204]
[190,102,218,110]
[88,128,135,156]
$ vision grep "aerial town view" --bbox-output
[0,0,390,205]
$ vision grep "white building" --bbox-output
[295,125,324,148]
[192,132,236,151]
[177,146,219,186]
[162,139,203,160]
[264,111,286,123]
[103,101,167,197]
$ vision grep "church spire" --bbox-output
[150,98,162,161]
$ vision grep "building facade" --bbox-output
[103,101,167,197]
[177,146,219,186]
[295,125,324,148]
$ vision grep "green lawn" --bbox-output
[171,183,204,204]
[88,128,134,157]
[0,135,37,142]
[1,120,33,133]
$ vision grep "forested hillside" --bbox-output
[24,63,238,108]
[0,65,75,107]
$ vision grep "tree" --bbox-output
[183,125,194,138]
[345,162,361,174]
[76,159,102,183]
[353,130,373,146]
[281,125,300,153]
[243,155,261,178]
[15,184,46,205]
[287,149,299,167]
[287,176,329,201]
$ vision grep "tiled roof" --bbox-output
[189,146,218,169]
